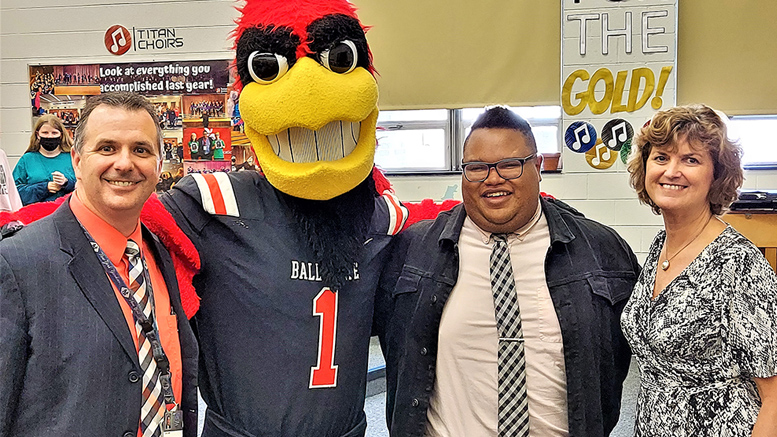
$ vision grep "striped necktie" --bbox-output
[490,234,530,437]
[125,240,164,437]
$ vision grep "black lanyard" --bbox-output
[78,223,178,410]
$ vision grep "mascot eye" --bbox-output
[319,40,358,74]
[247,52,289,84]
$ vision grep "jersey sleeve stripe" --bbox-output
[382,192,408,235]
[203,174,228,215]
[190,173,240,216]
[213,172,240,216]
[191,174,217,215]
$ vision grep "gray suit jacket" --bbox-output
[0,201,198,437]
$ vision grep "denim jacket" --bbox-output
[375,198,640,437]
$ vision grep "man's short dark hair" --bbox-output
[463,106,537,154]
[74,91,163,154]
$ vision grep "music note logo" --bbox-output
[591,143,610,166]
[573,125,590,148]
[104,25,131,56]
[110,29,125,53]
[564,121,597,153]
[586,139,618,169]
[601,119,634,151]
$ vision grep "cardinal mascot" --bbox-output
[0,1,457,436]
[160,1,434,435]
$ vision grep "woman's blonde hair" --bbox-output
[627,104,743,215]
[26,114,73,153]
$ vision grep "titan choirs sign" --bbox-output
[104,25,185,56]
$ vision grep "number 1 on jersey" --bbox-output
[310,287,339,388]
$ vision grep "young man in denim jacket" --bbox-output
[377,106,640,437]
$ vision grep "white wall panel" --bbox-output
[2,3,236,35]
[613,199,664,227]
[564,199,617,224]
[1,29,233,60]
[0,83,31,109]
[1,0,233,9]
[0,107,36,129]
[586,172,634,200]
[2,133,35,160]
[540,173,588,200]
[1,83,34,157]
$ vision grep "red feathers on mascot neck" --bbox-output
[371,167,393,195]
[233,0,369,64]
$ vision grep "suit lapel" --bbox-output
[55,202,140,368]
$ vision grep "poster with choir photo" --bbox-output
[182,127,231,161]
[29,65,101,116]
[182,94,226,120]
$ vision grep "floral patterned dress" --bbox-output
[621,226,777,436]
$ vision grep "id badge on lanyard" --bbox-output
[162,408,184,437]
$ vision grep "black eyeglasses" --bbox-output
[461,154,537,182]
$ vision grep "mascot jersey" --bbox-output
[160,171,407,436]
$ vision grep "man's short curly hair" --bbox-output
[627,104,743,215]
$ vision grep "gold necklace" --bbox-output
[660,215,713,271]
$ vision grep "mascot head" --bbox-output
[233,0,378,201]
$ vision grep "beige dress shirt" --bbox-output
[425,203,569,436]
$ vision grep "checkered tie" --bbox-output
[490,234,530,437]
[125,240,164,437]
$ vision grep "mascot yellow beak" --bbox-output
[240,57,379,200]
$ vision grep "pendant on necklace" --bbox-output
[661,259,670,271]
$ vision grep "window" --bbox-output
[374,106,562,173]
[459,106,562,156]
[728,115,777,169]
[375,109,450,172]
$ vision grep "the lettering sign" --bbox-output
[562,66,673,115]
[134,28,184,51]
[561,0,677,170]
[98,60,230,95]
[104,25,186,56]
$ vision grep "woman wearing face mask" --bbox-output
[13,114,76,205]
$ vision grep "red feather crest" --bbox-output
[233,0,364,59]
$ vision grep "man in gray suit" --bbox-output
[0,92,198,437]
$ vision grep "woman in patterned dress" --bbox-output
[622,104,777,436]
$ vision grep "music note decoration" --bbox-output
[110,29,126,53]
[619,139,632,164]
[601,119,634,151]
[104,25,132,56]
[564,121,598,153]
[585,138,618,170]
